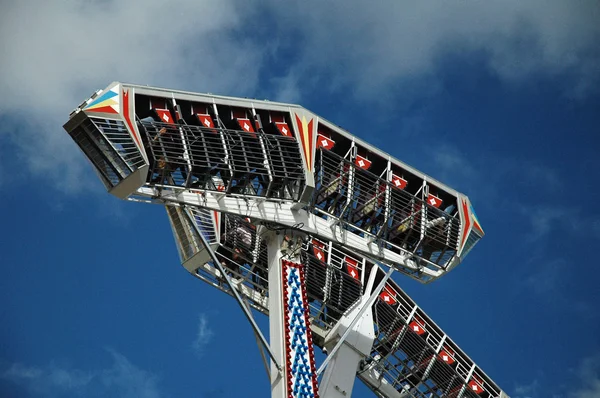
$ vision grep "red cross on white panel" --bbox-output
[312,239,326,263]
[355,155,372,170]
[409,320,425,335]
[344,256,360,281]
[275,122,292,137]
[468,380,484,394]
[317,134,335,150]
[379,286,397,305]
[237,118,254,132]
[427,193,442,208]
[391,174,408,190]
[197,114,214,128]
[439,350,455,365]
[155,109,175,125]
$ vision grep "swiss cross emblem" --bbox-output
[156,109,175,125]
[427,193,442,208]
[409,321,425,335]
[379,286,396,304]
[275,122,291,137]
[468,379,484,394]
[198,114,214,128]
[312,240,326,262]
[345,257,360,280]
[238,118,254,132]
[391,174,407,190]
[317,134,335,150]
[439,350,455,365]
[355,155,371,170]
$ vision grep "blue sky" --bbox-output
[1,1,599,397]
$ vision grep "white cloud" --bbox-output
[264,0,600,99]
[192,313,214,356]
[0,0,262,193]
[570,356,600,398]
[2,350,162,398]
[101,350,162,398]
[514,378,541,398]
[1,0,598,194]
[524,258,564,295]
[2,362,94,395]
[512,356,600,398]
[518,204,600,244]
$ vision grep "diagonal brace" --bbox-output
[316,265,395,376]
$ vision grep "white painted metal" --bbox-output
[266,231,287,398]
[63,82,510,398]
[318,266,394,398]
[191,213,281,370]
[134,186,433,278]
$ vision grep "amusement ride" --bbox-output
[63,82,509,398]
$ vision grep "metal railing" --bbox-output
[365,286,504,398]
[140,120,306,200]
[91,118,146,171]
[166,207,503,398]
[312,149,461,273]
[69,119,134,188]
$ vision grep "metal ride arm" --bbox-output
[63,83,509,398]
[317,266,394,398]
[190,207,282,372]
[318,265,394,375]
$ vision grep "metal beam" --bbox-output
[317,265,395,376]
[190,209,282,371]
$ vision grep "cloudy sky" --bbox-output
[1,1,599,397]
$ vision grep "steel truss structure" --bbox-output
[63,82,508,398]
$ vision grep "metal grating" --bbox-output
[461,231,482,260]
[91,118,146,171]
[139,120,306,200]
[165,209,504,397]
[166,206,203,263]
[69,119,132,188]
[364,282,504,398]
[313,149,461,274]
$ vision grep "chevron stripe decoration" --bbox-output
[282,260,319,398]
[84,86,119,114]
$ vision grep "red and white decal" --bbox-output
[237,118,255,133]
[355,155,371,170]
[409,319,426,335]
[312,239,326,263]
[197,114,214,128]
[391,174,408,190]
[155,109,175,125]
[379,286,397,304]
[317,134,335,150]
[275,122,292,137]
[439,348,455,365]
[468,376,485,395]
[344,256,360,281]
[427,193,442,208]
